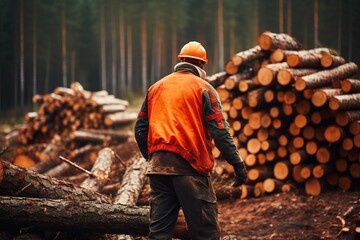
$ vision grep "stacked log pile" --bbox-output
[18,82,136,146]
[11,82,136,169]
[207,31,360,197]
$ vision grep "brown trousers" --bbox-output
[148,175,220,240]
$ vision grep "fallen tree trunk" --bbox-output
[0,159,111,203]
[0,196,149,235]
[80,148,115,191]
[113,154,147,205]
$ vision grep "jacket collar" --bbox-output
[173,62,207,80]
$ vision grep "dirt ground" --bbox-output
[218,191,359,240]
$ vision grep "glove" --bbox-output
[232,162,247,187]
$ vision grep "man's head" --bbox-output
[178,41,208,69]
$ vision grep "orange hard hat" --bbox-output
[178,41,208,65]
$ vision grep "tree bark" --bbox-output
[286,48,330,68]
[295,62,358,91]
[0,196,149,235]
[0,159,110,203]
[329,93,360,111]
[257,31,302,51]
[80,148,115,191]
[113,154,147,205]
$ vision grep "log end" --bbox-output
[341,79,352,93]
[231,55,243,66]
[277,69,292,86]
[224,60,238,75]
[258,33,272,50]
[263,178,276,193]
[258,67,274,86]
[295,78,307,91]
[311,90,328,107]
[305,178,322,196]
[273,161,289,180]
[286,54,300,68]
[324,125,342,143]
[320,53,333,68]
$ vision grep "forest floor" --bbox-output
[218,190,359,240]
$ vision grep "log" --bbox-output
[305,178,326,196]
[0,159,111,203]
[257,62,288,86]
[324,125,344,143]
[320,53,346,68]
[224,71,254,90]
[206,71,230,88]
[277,68,317,86]
[0,196,150,235]
[311,88,343,108]
[224,46,266,75]
[69,130,111,143]
[257,31,302,51]
[80,148,115,191]
[335,111,360,127]
[269,49,295,63]
[273,161,290,180]
[248,167,272,182]
[295,62,358,91]
[113,155,147,205]
[263,178,283,193]
[341,79,360,93]
[286,48,330,68]
[328,93,360,111]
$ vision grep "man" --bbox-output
[135,41,247,240]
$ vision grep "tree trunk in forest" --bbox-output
[279,0,284,33]
[100,0,107,91]
[141,5,147,94]
[314,0,319,47]
[218,0,224,70]
[20,0,24,108]
[32,0,37,99]
[61,2,67,87]
[0,159,111,203]
[0,196,149,235]
[287,0,292,35]
[111,6,117,95]
[119,2,126,97]
[127,25,133,93]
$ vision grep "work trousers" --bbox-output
[148,174,220,240]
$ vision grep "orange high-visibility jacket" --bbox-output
[135,63,242,176]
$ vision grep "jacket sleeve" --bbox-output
[134,95,149,159]
[202,86,244,166]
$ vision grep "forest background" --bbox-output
[1,0,360,118]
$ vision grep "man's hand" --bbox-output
[232,162,247,187]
